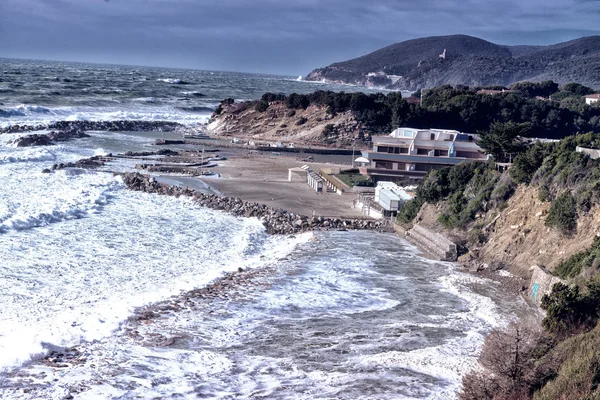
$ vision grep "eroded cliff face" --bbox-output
[416,185,600,279]
[207,101,367,146]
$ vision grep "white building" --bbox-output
[375,182,412,212]
[361,127,488,182]
[585,94,600,105]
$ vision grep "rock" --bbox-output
[14,134,52,147]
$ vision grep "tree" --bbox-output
[509,141,552,184]
[459,322,542,400]
[560,83,595,97]
[477,121,531,162]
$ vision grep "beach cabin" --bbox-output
[288,167,308,182]
[307,171,325,193]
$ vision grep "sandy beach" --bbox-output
[196,150,364,218]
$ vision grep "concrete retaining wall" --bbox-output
[529,265,564,306]
[401,223,458,261]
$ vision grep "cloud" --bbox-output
[1,0,599,74]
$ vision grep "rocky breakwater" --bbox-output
[13,128,90,147]
[1,120,184,134]
[121,172,385,234]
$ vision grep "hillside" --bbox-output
[206,100,364,146]
[305,34,600,90]
[396,133,600,400]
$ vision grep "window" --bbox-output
[378,146,388,153]
[456,151,483,159]
[374,160,394,169]
[416,148,429,155]
[430,133,436,140]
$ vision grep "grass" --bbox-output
[334,173,373,187]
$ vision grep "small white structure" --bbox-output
[354,156,370,167]
[375,181,412,212]
[288,167,308,182]
[307,171,325,193]
[576,146,600,160]
[585,94,600,105]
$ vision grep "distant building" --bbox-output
[476,89,514,95]
[360,127,489,182]
[584,94,600,105]
[576,146,600,159]
[355,182,413,219]
[375,182,412,213]
[439,49,447,60]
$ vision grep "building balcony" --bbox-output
[359,167,427,178]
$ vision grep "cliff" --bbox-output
[415,185,599,279]
[206,100,366,146]
[305,34,600,90]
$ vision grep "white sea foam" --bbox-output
[0,147,56,164]
[0,105,210,128]
[157,78,182,84]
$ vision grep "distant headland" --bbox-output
[304,34,600,90]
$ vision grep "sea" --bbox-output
[0,58,528,399]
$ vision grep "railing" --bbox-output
[319,170,348,194]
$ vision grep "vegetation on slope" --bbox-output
[213,82,600,143]
[393,131,600,399]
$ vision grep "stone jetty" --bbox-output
[14,129,90,147]
[121,172,386,235]
[1,120,184,134]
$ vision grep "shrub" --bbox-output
[286,109,296,118]
[555,236,600,279]
[538,185,550,202]
[254,100,269,112]
[545,192,577,235]
[322,124,335,136]
[534,326,600,400]
[396,198,423,224]
[490,174,516,207]
[467,227,487,246]
[286,93,310,109]
[295,116,308,126]
[541,283,596,337]
[261,92,285,102]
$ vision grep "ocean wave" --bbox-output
[0,171,121,233]
[157,78,191,85]
[181,91,206,97]
[0,106,210,128]
[175,106,215,113]
[0,192,305,372]
[0,148,57,164]
[0,105,52,118]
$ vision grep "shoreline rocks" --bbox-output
[14,128,90,147]
[1,120,184,134]
[121,172,386,234]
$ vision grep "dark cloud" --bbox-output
[1,0,599,75]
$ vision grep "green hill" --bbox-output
[305,34,600,90]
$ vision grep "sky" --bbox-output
[1,0,599,76]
